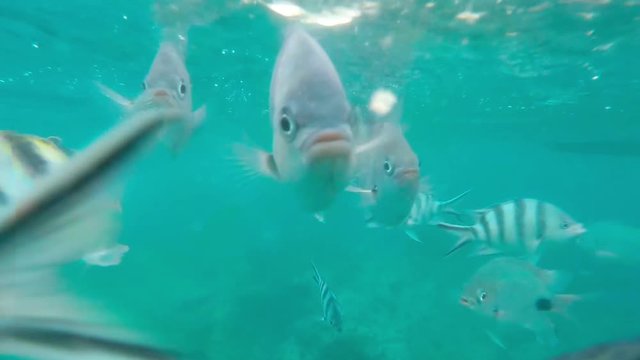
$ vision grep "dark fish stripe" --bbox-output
[470,226,479,240]
[0,188,7,205]
[516,199,526,242]
[536,201,546,240]
[495,205,505,244]
[479,213,492,243]
[6,133,49,176]
[3,323,178,359]
[0,110,171,247]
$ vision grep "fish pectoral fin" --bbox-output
[95,81,134,110]
[469,246,502,257]
[314,212,326,223]
[231,143,280,180]
[345,185,373,194]
[484,330,507,350]
[82,243,130,267]
[169,105,207,154]
[405,230,423,243]
[444,236,473,257]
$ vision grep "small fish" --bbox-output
[0,131,126,267]
[460,257,579,346]
[348,120,421,228]
[438,198,586,259]
[312,262,343,332]
[405,189,471,227]
[0,108,187,359]
[97,28,206,151]
[235,27,363,215]
[552,337,640,360]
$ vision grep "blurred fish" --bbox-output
[0,131,126,267]
[460,257,579,346]
[438,198,586,259]
[97,27,206,151]
[0,108,188,358]
[552,337,640,360]
[312,262,343,332]
[403,189,470,242]
[236,27,374,217]
[347,120,421,228]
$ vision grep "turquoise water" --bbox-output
[2,0,640,359]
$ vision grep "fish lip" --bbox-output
[302,130,352,163]
[572,223,587,236]
[394,168,420,182]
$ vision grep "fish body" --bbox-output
[312,263,343,332]
[438,198,586,258]
[460,257,576,345]
[0,108,187,358]
[97,28,206,151]
[236,27,355,214]
[552,337,640,360]
[349,121,421,228]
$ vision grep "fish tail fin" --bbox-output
[437,222,475,256]
[95,82,133,110]
[231,143,279,180]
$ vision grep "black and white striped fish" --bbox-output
[437,198,586,258]
[0,131,128,267]
[0,108,189,359]
[312,263,343,332]
[403,189,470,243]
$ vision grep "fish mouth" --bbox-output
[303,130,352,163]
[571,223,587,236]
[394,168,420,183]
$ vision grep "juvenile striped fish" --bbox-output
[312,263,343,332]
[438,198,586,258]
[404,189,470,242]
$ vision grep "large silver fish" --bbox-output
[348,120,421,228]
[460,257,579,346]
[0,108,188,359]
[97,28,206,150]
[438,198,586,259]
[236,27,362,216]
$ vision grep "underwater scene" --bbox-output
[0,0,639,359]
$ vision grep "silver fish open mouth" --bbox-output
[303,130,352,164]
[395,168,420,183]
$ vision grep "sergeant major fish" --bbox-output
[312,262,343,332]
[0,107,189,359]
[403,188,471,243]
[0,132,126,267]
[438,198,586,259]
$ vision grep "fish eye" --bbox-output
[560,222,569,230]
[477,290,487,303]
[178,80,187,98]
[383,160,394,175]
[279,113,296,137]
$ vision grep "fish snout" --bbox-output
[570,223,587,236]
[153,89,170,98]
[394,168,420,184]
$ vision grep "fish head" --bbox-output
[357,122,420,226]
[460,281,503,318]
[269,27,353,211]
[545,205,587,242]
[137,42,193,113]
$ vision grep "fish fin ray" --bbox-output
[95,82,134,110]
[231,143,280,180]
[405,230,423,243]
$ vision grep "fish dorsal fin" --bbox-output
[47,136,62,146]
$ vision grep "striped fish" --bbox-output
[312,263,343,332]
[0,131,128,267]
[0,108,188,359]
[403,189,470,243]
[437,198,586,258]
